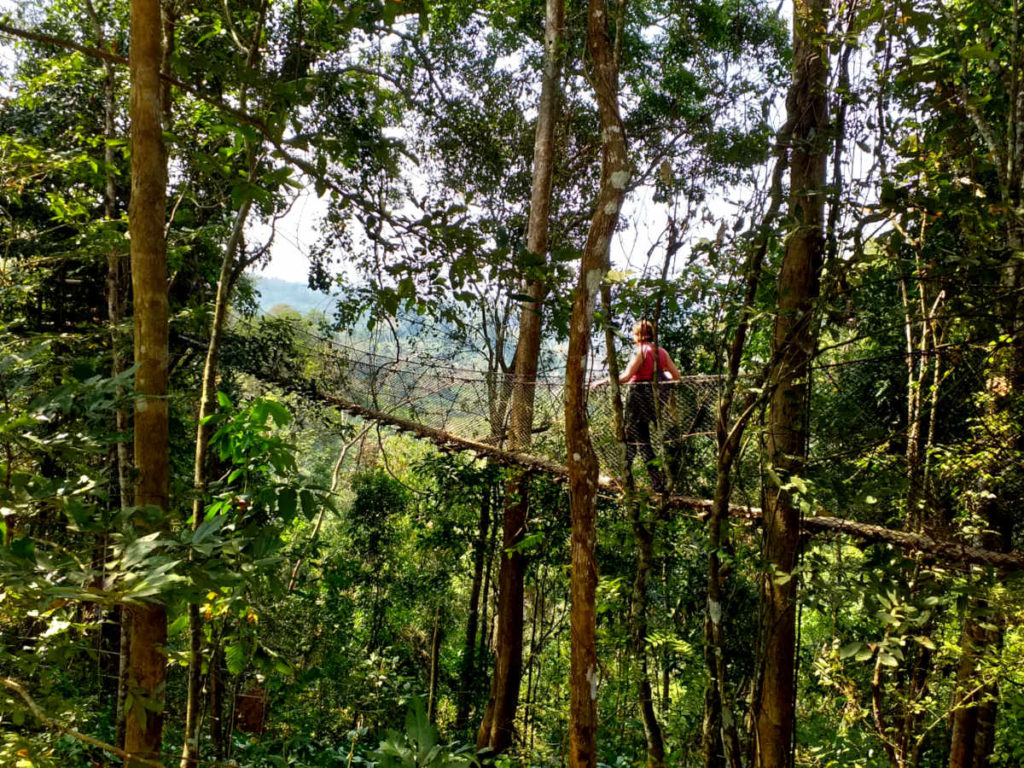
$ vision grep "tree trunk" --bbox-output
[458,483,491,729]
[477,0,563,752]
[116,609,132,750]
[124,0,169,763]
[182,198,253,768]
[209,642,226,759]
[476,489,527,753]
[754,0,829,765]
[629,507,665,768]
[564,2,629,766]
[427,603,443,723]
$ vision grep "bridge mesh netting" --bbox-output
[226,315,1003,501]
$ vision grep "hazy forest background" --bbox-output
[2,0,1024,767]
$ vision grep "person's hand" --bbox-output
[589,378,606,390]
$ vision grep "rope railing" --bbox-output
[226,316,724,487]
[219,316,1024,570]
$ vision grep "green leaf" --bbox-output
[839,641,862,659]
[960,43,998,60]
[278,487,298,518]
[225,643,246,675]
[263,400,291,427]
[194,514,226,546]
[914,635,937,651]
[299,489,317,520]
[217,392,232,409]
[878,652,898,667]
[168,614,189,636]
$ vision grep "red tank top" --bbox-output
[629,344,670,382]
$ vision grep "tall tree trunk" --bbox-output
[458,483,491,729]
[702,100,790,768]
[565,1,628,765]
[477,0,564,753]
[124,2,169,762]
[753,0,829,765]
[181,197,254,768]
[947,10,1024,761]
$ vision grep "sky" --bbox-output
[0,0,804,295]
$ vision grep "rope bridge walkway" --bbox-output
[221,317,1024,571]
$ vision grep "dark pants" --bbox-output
[625,383,665,492]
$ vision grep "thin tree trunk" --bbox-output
[124,0,169,763]
[629,509,665,768]
[181,197,254,768]
[754,0,829,765]
[209,642,225,759]
[949,16,1023,763]
[82,1,133,744]
[477,0,563,752]
[427,603,443,723]
[701,99,792,768]
[116,609,132,749]
[477,488,527,753]
[482,502,497,653]
[565,2,629,766]
[458,483,491,729]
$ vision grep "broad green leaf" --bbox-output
[278,487,298,518]
[225,643,246,675]
[839,641,862,659]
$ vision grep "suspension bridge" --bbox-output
[216,316,1024,571]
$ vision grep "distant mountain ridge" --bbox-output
[251,276,338,317]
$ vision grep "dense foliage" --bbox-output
[1,0,1023,767]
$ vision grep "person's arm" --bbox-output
[618,349,644,383]
[659,348,682,380]
[590,349,643,388]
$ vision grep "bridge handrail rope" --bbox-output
[219,315,1024,569]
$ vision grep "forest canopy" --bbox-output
[1,1,1023,768]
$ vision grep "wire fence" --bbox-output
[224,316,1019,509]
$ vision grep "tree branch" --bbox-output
[1,677,164,768]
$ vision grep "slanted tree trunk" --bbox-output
[754,0,829,765]
[476,0,563,753]
[182,0,270,756]
[702,94,790,768]
[564,1,629,765]
[124,0,169,762]
[181,197,254,768]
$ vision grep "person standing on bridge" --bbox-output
[591,320,681,492]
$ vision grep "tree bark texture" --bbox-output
[565,2,628,766]
[477,491,527,753]
[125,0,169,763]
[477,0,564,752]
[754,1,829,766]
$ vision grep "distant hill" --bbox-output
[250,276,338,317]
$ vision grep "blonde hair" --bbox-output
[632,320,654,343]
